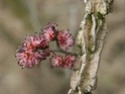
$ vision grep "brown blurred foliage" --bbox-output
[0,0,125,94]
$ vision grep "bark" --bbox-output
[67,0,114,94]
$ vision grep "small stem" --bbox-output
[50,49,79,56]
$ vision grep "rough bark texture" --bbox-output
[68,0,114,94]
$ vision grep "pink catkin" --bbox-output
[57,31,74,51]
[15,35,50,68]
[50,54,76,69]
[50,55,63,68]
[15,23,75,69]
[63,55,76,69]
[40,23,57,41]
[17,50,47,68]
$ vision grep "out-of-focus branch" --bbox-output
[67,0,114,94]
[26,0,40,32]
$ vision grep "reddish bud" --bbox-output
[63,55,76,69]
[50,54,63,68]
[57,31,74,51]
[40,23,57,41]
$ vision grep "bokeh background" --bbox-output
[0,0,125,94]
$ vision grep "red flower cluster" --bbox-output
[40,23,57,41]
[50,55,76,69]
[15,35,50,68]
[50,55,62,67]
[57,31,74,51]
[15,23,75,69]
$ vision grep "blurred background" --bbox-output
[0,0,125,94]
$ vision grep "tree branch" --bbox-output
[67,0,114,94]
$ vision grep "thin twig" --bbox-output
[50,49,79,56]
